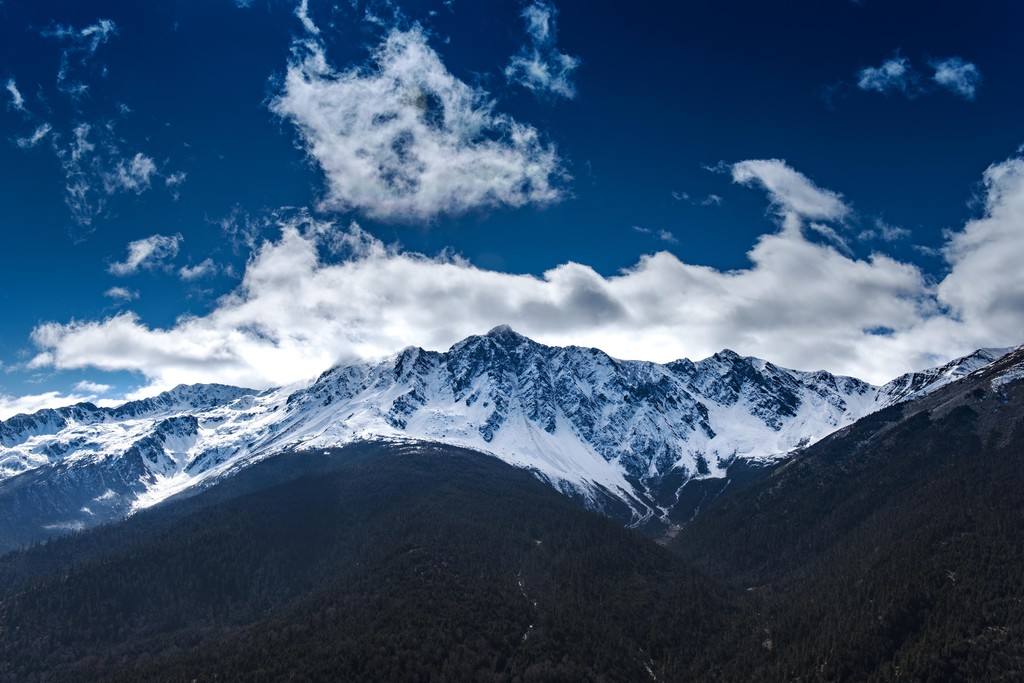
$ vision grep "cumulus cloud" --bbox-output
[104,286,138,301]
[73,380,111,394]
[26,155,1024,391]
[931,57,981,100]
[505,0,580,99]
[857,56,916,95]
[269,26,565,222]
[934,156,1024,348]
[108,234,182,276]
[179,258,218,281]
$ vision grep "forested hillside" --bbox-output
[0,442,737,682]
[673,349,1024,680]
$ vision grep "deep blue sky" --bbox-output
[1,0,1023,400]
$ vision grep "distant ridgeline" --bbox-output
[0,326,1012,551]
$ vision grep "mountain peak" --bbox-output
[485,324,526,341]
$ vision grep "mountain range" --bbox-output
[0,325,1013,551]
[1,342,1022,681]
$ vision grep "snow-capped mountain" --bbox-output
[0,327,1015,549]
[876,347,1013,405]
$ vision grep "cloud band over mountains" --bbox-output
[26,153,1024,392]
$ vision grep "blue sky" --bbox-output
[2,0,1024,414]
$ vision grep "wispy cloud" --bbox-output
[295,0,320,35]
[505,1,580,99]
[672,190,723,207]
[51,128,166,226]
[179,258,218,281]
[104,286,138,301]
[857,56,916,95]
[5,78,25,111]
[42,18,117,96]
[731,159,849,223]
[854,54,981,101]
[108,234,182,276]
[15,123,52,149]
[102,152,158,194]
[859,218,911,242]
[164,171,187,200]
[632,225,677,243]
[931,57,981,100]
[9,18,180,228]
[270,26,565,222]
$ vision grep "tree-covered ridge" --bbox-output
[0,443,737,682]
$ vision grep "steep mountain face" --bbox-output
[672,347,1024,680]
[0,327,1013,551]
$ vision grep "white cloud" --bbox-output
[931,57,981,100]
[104,286,138,301]
[5,78,25,111]
[108,234,182,276]
[672,191,723,207]
[26,155,1024,392]
[934,156,1024,348]
[73,380,111,394]
[16,123,52,149]
[295,0,320,35]
[179,258,218,281]
[164,171,187,187]
[43,18,117,94]
[633,225,677,243]
[807,222,852,254]
[269,26,565,222]
[165,170,187,200]
[44,19,117,54]
[731,159,849,222]
[22,18,166,227]
[0,390,101,420]
[859,218,910,242]
[857,56,915,95]
[103,152,158,193]
[505,0,580,99]
[51,124,161,226]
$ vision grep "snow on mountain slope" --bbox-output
[877,347,1013,405]
[0,384,257,478]
[0,327,1015,543]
